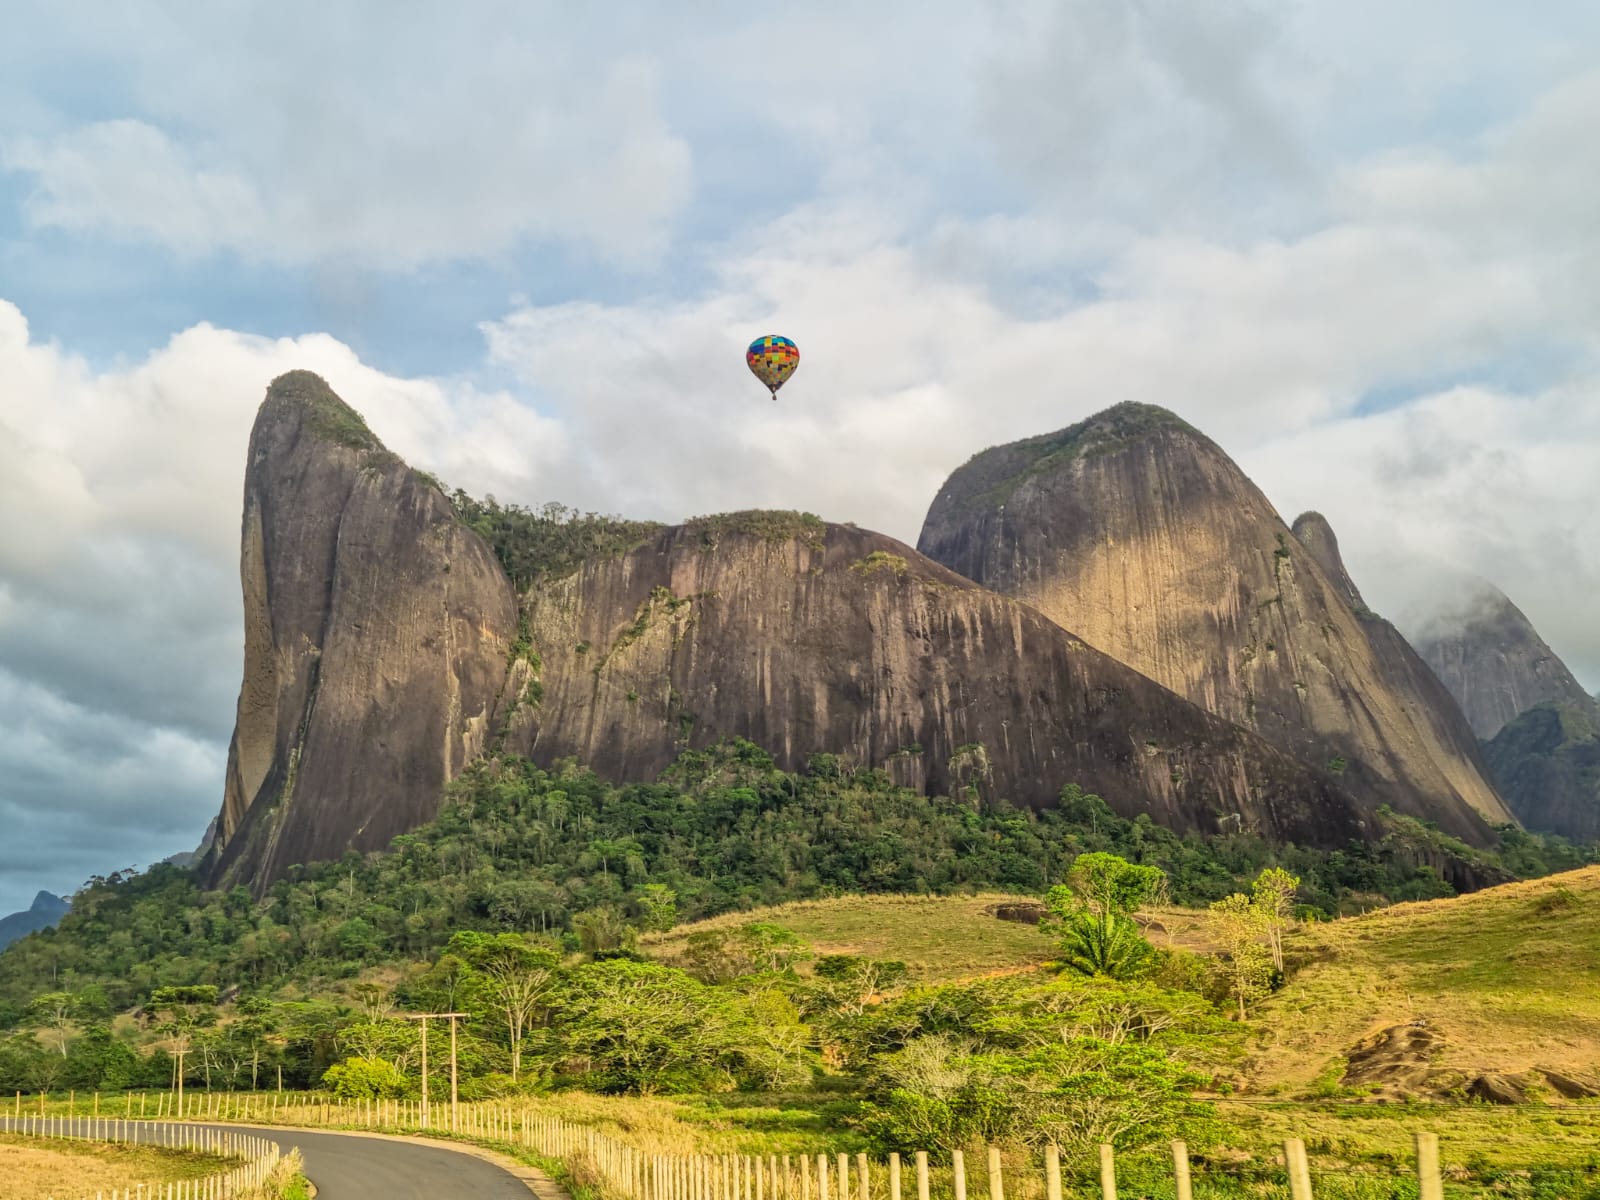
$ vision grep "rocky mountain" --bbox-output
[1412,582,1596,741]
[0,892,69,951]
[500,514,1379,846]
[917,403,1509,843]
[1485,700,1600,842]
[203,372,518,890]
[207,377,1533,893]
[202,376,1429,894]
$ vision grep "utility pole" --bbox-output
[401,1013,467,1131]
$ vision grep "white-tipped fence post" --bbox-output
[1098,1144,1116,1200]
[1171,1141,1191,1200]
[1285,1139,1313,1200]
[1415,1132,1443,1200]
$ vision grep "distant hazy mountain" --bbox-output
[0,892,69,950]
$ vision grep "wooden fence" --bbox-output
[0,1115,287,1200]
[9,1091,1447,1199]
[10,1091,1457,1197]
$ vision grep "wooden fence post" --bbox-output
[952,1149,967,1200]
[857,1152,869,1200]
[987,1147,1003,1200]
[1098,1145,1116,1200]
[1171,1142,1191,1200]
[1284,1139,1313,1200]
[889,1152,901,1200]
[1415,1132,1443,1200]
[1044,1146,1060,1200]
[915,1151,929,1200]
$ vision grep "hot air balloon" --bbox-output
[746,335,799,400]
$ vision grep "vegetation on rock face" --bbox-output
[682,510,828,550]
[449,493,664,590]
[938,402,1201,515]
[1485,699,1600,841]
[270,371,384,452]
[849,551,909,577]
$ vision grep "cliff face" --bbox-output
[502,515,1383,848]
[204,372,518,890]
[1413,582,1596,740]
[916,404,1508,843]
[1289,511,1508,831]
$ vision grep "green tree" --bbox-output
[323,1056,408,1099]
[26,992,76,1058]
[1250,867,1300,973]
[475,939,559,1083]
[556,960,745,1093]
[572,907,636,956]
[635,884,678,933]
[149,985,219,1103]
[1205,894,1272,1020]
[1044,854,1165,979]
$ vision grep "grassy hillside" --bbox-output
[649,870,1600,1102]
[1247,866,1600,1097]
[643,893,1056,983]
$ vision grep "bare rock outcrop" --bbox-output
[500,516,1379,846]
[203,372,518,890]
[1290,511,1509,830]
[917,403,1509,842]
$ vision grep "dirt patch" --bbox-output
[1342,1021,1450,1096]
[1338,1022,1585,1104]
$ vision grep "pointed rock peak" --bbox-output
[259,370,387,454]
[30,891,67,913]
[1291,511,1368,614]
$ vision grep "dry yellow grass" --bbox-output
[1245,866,1600,1094]
[0,1135,221,1200]
[642,892,1057,982]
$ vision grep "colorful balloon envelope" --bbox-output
[747,335,799,399]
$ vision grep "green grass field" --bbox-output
[642,892,1058,982]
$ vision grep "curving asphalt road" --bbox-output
[3,1118,543,1200]
[223,1125,541,1200]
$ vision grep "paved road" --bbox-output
[226,1125,538,1200]
[3,1119,539,1200]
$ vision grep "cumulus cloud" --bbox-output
[2,6,692,268]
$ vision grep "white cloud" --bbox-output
[2,10,692,268]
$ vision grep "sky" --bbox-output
[2,1,1599,917]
